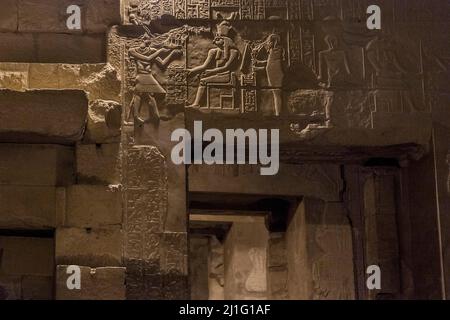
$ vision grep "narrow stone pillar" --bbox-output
[363,169,401,299]
[208,236,225,300]
[123,143,167,299]
[432,123,450,299]
[224,220,269,300]
[286,198,355,299]
[189,236,210,300]
[267,232,288,299]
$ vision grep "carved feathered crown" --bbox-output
[215,12,238,38]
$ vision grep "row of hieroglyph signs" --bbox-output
[123,0,450,23]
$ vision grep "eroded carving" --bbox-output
[366,35,421,113]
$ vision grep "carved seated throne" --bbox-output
[205,72,238,111]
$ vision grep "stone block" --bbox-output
[1,63,121,102]
[0,237,54,276]
[0,144,74,186]
[189,163,343,201]
[0,90,88,143]
[28,63,61,89]
[0,186,57,229]
[56,227,123,267]
[76,144,120,184]
[0,33,35,62]
[85,0,121,33]
[64,185,122,228]
[17,0,120,33]
[0,0,18,32]
[21,276,53,300]
[18,0,67,33]
[84,100,122,143]
[160,232,188,275]
[37,33,106,64]
[0,33,106,63]
[268,268,288,300]
[0,63,28,91]
[56,265,125,300]
[286,200,355,299]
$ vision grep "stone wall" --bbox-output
[0,0,124,300]
[0,0,449,301]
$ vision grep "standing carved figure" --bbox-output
[186,20,241,108]
[318,35,351,88]
[128,37,183,124]
[253,33,286,116]
[366,35,418,112]
[317,35,351,127]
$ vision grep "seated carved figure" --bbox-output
[186,20,241,108]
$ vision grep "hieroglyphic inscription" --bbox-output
[301,26,316,73]
[288,24,301,67]
[240,0,253,20]
[124,146,168,299]
[167,67,188,104]
[241,73,257,112]
[187,0,210,19]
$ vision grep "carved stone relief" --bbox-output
[119,2,436,139]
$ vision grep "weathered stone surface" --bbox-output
[0,144,74,186]
[286,200,355,299]
[21,276,53,300]
[363,170,401,298]
[433,123,450,299]
[18,0,68,33]
[189,236,209,300]
[160,232,188,276]
[0,90,88,143]
[84,100,122,143]
[0,33,105,63]
[56,227,123,267]
[137,115,187,232]
[208,236,225,300]
[0,275,22,300]
[0,63,121,102]
[189,163,342,202]
[0,237,54,276]
[56,265,126,300]
[0,186,57,229]
[37,33,106,63]
[123,145,168,299]
[408,151,443,299]
[85,0,121,33]
[18,0,120,33]
[0,0,18,32]
[163,274,189,300]
[76,144,121,184]
[76,64,121,101]
[268,233,288,300]
[224,221,269,300]
[64,185,122,228]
